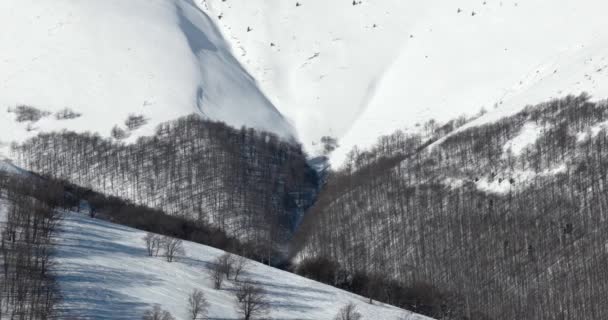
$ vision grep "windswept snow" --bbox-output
[0,0,294,157]
[55,212,431,320]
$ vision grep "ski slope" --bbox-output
[55,212,431,320]
[0,0,294,158]
[199,0,608,165]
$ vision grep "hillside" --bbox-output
[54,211,430,320]
[294,94,608,319]
[11,116,318,256]
[0,0,294,158]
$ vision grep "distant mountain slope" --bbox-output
[0,0,294,157]
[55,212,431,320]
[200,0,608,164]
[294,94,608,319]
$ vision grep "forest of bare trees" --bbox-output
[12,115,319,262]
[11,94,608,319]
[0,173,62,319]
[294,94,608,319]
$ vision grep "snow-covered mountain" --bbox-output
[3,0,608,164]
[55,211,431,320]
[0,0,294,157]
[199,0,608,164]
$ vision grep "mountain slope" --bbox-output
[294,95,608,319]
[55,212,431,320]
[199,0,608,165]
[0,0,294,157]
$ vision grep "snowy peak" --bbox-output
[0,0,294,157]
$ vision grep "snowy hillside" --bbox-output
[55,212,430,320]
[0,0,294,157]
[199,0,608,164]
[3,0,608,165]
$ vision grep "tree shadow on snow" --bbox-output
[54,214,161,319]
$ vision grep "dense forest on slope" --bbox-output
[0,173,63,319]
[294,94,608,319]
[12,115,318,261]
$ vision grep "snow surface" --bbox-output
[0,0,294,157]
[55,212,431,320]
[503,122,543,156]
[197,0,608,165]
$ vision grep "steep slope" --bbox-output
[55,212,431,320]
[199,0,608,165]
[0,0,294,158]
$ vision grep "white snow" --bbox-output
[577,119,608,142]
[0,0,294,157]
[193,0,608,165]
[475,164,567,195]
[3,0,608,168]
[332,0,608,165]
[55,212,432,320]
[503,122,543,156]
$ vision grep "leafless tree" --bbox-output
[125,114,148,131]
[55,108,82,120]
[188,289,209,320]
[142,304,175,320]
[144,233,162,257]
[235,281,270,320]
[111,125,128,140]
[217,253,236,279]
[334,303,362,320]
[209,262,224,290]
[163,237,184,263]
[233,255,251,282]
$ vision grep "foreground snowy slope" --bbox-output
[200,0,608,164]
[55,212,431,320]
[0,0,294,157]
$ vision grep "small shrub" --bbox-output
[125,114,148,131]
[111,125,129,140]
[9,105,50,123]
[55,108,82,120]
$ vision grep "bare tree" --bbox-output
[163,237,184,263]
[125,114,148,131]
[209,262,224,290]
[334,303,362,320]
[233,255,250,282]
[142,304,175,320]
[188,289,209,320]
[54,108,82,120]
[111,125,128,140]
[143,233,162,257]
[235,281,270,320]
[321,136,339,155]
[217,253,236,279]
